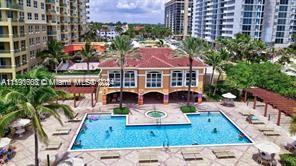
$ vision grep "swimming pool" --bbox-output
[70,112,252,151]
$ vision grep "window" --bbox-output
[146,71,162,88]
[243,12,252,17]
[42,14,45,20]
[245,0,254,4]
[280,0,288,4]
[33,0,37,8]
[34,13,38,20]
[26,0,31,7]
[278,12,287,18]
[276,32,284,37]
[171,71,183,87]
[243,19,252,24]
[27,13,32,20]
[41,2,44,9]
[275,38,283,43]
[277,19,286,24]
[242,25,251,31]
[124,71,136,87]
[244,6,253,11]
[186,71,197,87]
[277,25,285,31]
[109,71,120,87]
[279,6,288,11]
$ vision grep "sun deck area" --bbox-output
[7,99,295,166]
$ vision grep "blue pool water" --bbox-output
[71,112,251,150]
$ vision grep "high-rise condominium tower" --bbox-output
[0,0,89,80]
[165,0,193,37]
[191,0,296,47]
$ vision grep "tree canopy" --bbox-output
[225,62,296,98]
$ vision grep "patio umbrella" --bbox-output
[10,119,30,128]
[222,93,236,99]
[255,141,281,154]
[0,137,11,148]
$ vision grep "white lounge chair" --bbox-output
[46,141,62,150]
[181,149,203,161]
[263,131,280,136]
[138,152,158,163]
[100,152,120,159]
[53,128,71,135]
[212,149,235,159]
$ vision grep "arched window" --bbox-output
[146,71,162,88]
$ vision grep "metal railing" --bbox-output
[0,2,23,10]
[0,34,9,38]
[0,50,11,53]
[0,65,12,68]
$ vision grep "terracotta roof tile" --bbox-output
[98,48,205,68]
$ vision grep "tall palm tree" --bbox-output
[77,42,97,71]
[181,37,209,106]
[38,40,67,73]
[290,116,296,136]
[204,50,223,85]
[0,68,74,166]
[111,36,134,109]
[115,25,123,35]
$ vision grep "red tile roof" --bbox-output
[98,48,205,68]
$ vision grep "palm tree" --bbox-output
[111,36,134,109]
[115,25,123,35]
[204,50,223,85]
[181,37,209,106]
[76,42,97,71]
[38,40,67,73]
[290,116,296,136]
[0,68,74,166]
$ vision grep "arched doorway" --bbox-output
[169,91,199,103]
[143,92,164,104]
[107,92,138,104]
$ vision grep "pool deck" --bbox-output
[7,98,294,166]
[127,104,191,125]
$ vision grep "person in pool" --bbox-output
[109,126,113,131]
[213,128,218,133]
[238,134,245,140]
[150,131,155,136]
[74,140,82,147]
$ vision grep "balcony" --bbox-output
[46,0,55,4]
[0,34,9,38]
[0,50,11,53]
[0,65,12,69]
[0,2,23,10]
[46,9,57,14]
[47,31,57,35]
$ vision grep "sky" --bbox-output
[89,0,169,24]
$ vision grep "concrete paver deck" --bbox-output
[6,97,294,166]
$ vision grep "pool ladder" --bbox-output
[156,118,161,125]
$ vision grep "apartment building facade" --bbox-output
[191,0,296,47]
[165,0,193,36]
[0,0,89,80]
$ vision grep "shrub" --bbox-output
[180,105,196,113]
[280,154,296,166]
[113,107,129,114]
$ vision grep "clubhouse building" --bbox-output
[98,48,205,105]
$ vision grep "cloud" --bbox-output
[89,0,167,23]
